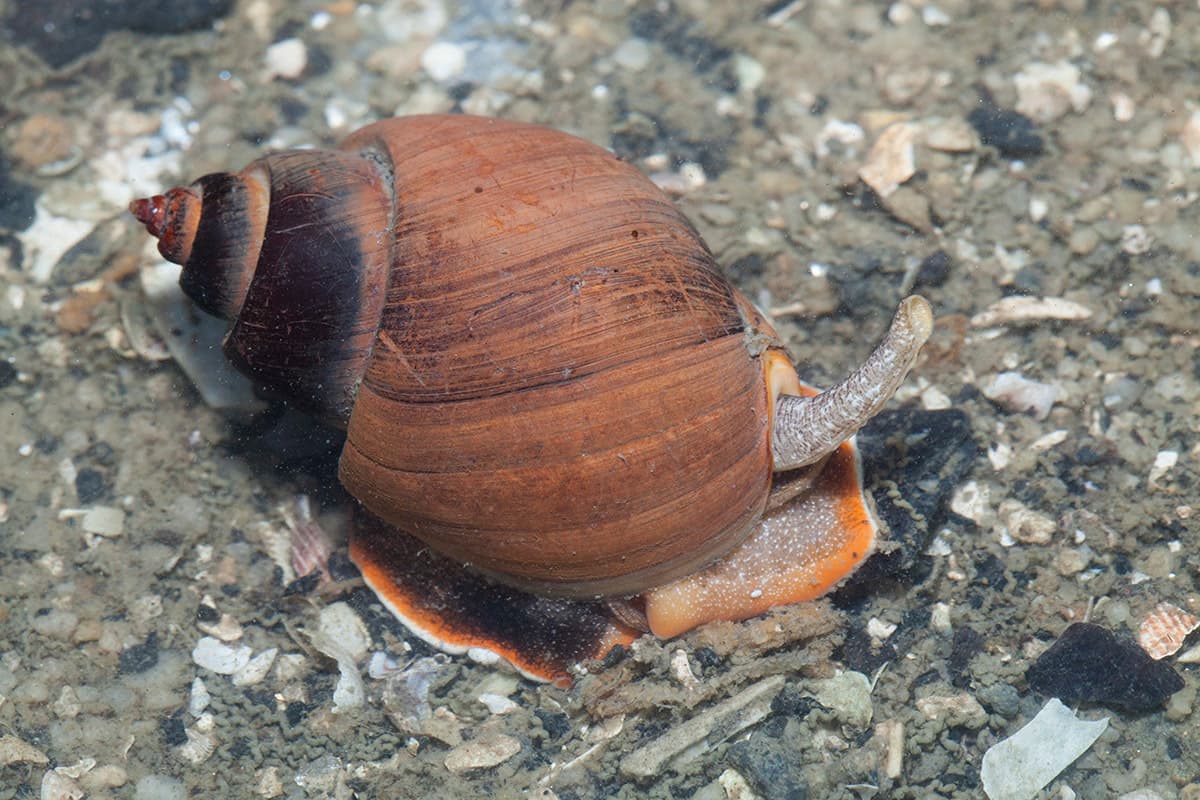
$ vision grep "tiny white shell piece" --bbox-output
[188,678,211,716]
[192,636,253,675]
[1137,602,1200,660]
[232,648,278,687]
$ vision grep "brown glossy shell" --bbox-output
[159,115,783,598]
[336,117,776,597]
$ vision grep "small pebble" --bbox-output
[809,671,873,730]
[421,41,466,82]
[9,113,77,170]
[998,499,1057,545]
[612,38,652,72]
[81,506,125,537]
[135,774,186,800]
[32,609,79,640]
[263,38,307,81]
[444,730,521,773]
[81,764,128,790]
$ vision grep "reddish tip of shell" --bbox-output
[130,185,202,265]
[129,195,167,237]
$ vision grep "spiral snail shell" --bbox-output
[131,114,932,681]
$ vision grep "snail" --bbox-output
[131,114,932,682]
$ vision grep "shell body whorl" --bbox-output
[137,114,787,598]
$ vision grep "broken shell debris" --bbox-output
[970,296,1094,327]
[1137,602,1200,661]
[981,698,1108,800]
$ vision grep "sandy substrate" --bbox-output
[0,1,1197,798]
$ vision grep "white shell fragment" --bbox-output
[317,602,371,663]
[310,609,368,712]
[0,734,49,766]
[982,372,1065,421]
[188,678,211,716]
[981,698,1108,800]
[1148,450,1179,490]
[858,122,917,198]
[970,296,1093,327]
[444,729,521,773]
[232,648,278,687]
[192,636,253,675]
[1138,602,1200,660]
[478,693,518,715]
[1013,61,1092,124]
[57,506,126,537]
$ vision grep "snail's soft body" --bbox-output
[132,114,931,680]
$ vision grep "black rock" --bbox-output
[837,627,896,674]
[0,159,38,232]
[118,631,159,674]
[915,249,953,288]
[159,710,188,746]
[728,734,808,800]
[74,468,109,504]
[0,360,16,389]
[967,106,1044,158]
[838,408,978,600]
[5,0,235,68]
[534,709,571,742]
[948,626,985,686]
[1026,622,1184,712]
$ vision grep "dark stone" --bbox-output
[728,734,808,800]
[285,700,311,727]
[948,626,985,686]
[693,646,721,669]
[534,709,571,742]
[837,627,896,674]
[82,441,116,467]
[978,682,1021,718]
[839,408,979,598]
[600,643,627,669]
[74,468,109,504]
[282,571,322,597]
[118,631,159,674]
[0,360,15,389]
[5,0,236,68]
[770,684,820,719]
[916,249,953,287]
[1166,736,1183,760]
[195,604,219,623]
[967,106,1044,158]
[159,710,188,746]
[628,6,732,75]
[325,550,360,582]
[1026,622,1185,711]
[0,159,38,232]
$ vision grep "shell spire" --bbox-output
[130,169,272,321]
[130,186,202,267]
